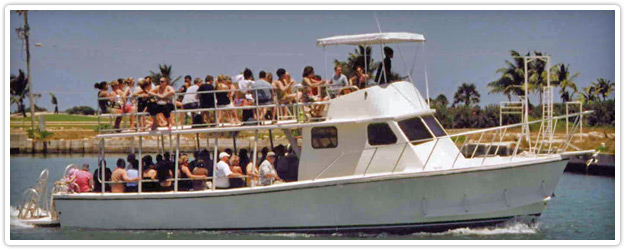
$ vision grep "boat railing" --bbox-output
[95,83,349,134]
[434,110,593,169]
[91,171,255,193]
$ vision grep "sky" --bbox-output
[9,10,615,112]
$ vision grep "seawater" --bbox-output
[9,154,615,240]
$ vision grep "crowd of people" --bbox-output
[94,58,396,132]
[63,144,299,193]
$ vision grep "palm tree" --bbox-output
[149,64,182,86]
[453,83,481,107]
[487,50,527,101]
[10,69,29,117]
[552,64,579,102]
[592,78,615,101]
[577,85,597,104]
[49,92,58,114]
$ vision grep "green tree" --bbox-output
[552,64,579,102]
[592,78,615,101]
[452,83,480,107]
[49,92,58,114]
[333,45,376,79]
[434,94,449,107]
[10,69,29,117]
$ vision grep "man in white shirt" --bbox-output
[215,152,241,189]
[238,68,255,93]
[182,78,201,110]
[259,152,282,186]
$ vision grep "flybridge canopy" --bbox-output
[316,32,425,47]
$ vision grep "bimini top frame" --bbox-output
[316,32,425,47]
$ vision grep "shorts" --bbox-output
[182,102,199,110]
[148,102,174,118]
[217,103,233,109]
[138,100,148,113]
[199,100,215,109]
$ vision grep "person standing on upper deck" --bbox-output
[375,46,394,85]
[182,77,201,111]
[259,152,282,186]
[198,75,215,126]
[239,69,257,125]
[111,158,141,193]
[253,71,274,122]
[147,77,176,130]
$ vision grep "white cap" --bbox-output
[233,74,244,84]
[219,152,230,159]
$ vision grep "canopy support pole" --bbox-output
[212,132,218,191]
[282,129,300,158]
[423,44,430,107]
[138,136,142,194]
[174,134,180,192]
[252,130,258,187]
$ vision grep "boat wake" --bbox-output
[412,220,540,237]
[10,206,34,228]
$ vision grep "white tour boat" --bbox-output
[44,32,593,233]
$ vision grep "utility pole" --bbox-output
[18,10,35,132]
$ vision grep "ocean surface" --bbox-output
[9,154,615,241]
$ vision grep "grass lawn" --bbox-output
[10,114,99,122]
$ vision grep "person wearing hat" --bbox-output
[215,152,242,189]
[259,151,282,186]
[74,163,93,193]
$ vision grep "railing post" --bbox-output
[252,129,258,187]
[138,135,142,194]
[174,134,180,192]
[470,131,485,158]
[363,148,378,176]
[173,93,179,128]
[481,130,498,165]
[391,142,408,173]
[212,132,218,191]
[100,138,105,194]
[422,138,439,170]
[493,127,508,156]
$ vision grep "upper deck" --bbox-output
[96,81,431,138]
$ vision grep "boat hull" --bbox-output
[54,158,567,232]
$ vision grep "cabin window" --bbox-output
[398,117,433,144]
[422,116,447,137]
[311,126,338,149]
[367,123,397,145]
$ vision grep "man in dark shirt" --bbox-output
[198,75,215,126]
[375,46,394,84]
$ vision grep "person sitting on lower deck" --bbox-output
[126,158,139,193]
[74,163,93,193]
[191,160,210,190]
[177,154,208,191]
[93,160,112,192]
[111,158,140,193]
[215,152,242,189]
[259,152,283,186]
[142,155,158,192]
[156,154,174,192]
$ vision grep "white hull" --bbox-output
[54,158,567,231]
